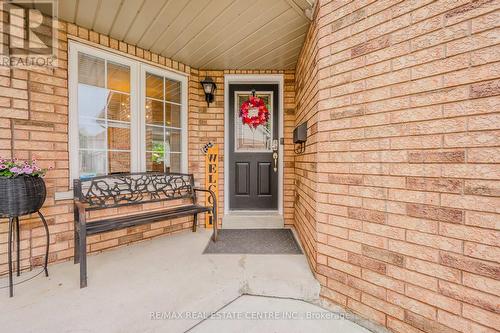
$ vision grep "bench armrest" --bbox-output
[74,201,86,210]
[193,188,218,241]
[74,201,87,228]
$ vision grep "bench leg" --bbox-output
[192,214,197,232]
[212,208,218,242]
[73,226,79,264]
[79,227,87,288]
[74,233,79,264]
[73,207,80,264]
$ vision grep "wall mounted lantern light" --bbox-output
[200,77,216,107]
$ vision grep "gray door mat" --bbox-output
[203,229,303,254]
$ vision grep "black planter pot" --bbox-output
[0,176,46,217]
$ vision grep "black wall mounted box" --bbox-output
[293,122,307,144]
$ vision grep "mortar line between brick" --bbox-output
[10,118,14,157]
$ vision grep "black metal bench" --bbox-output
[73,172,217,288]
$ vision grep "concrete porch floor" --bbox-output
[0,229,370,333]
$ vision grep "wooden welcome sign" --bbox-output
[205,144,218,228]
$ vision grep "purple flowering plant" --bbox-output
[0,158,48,178]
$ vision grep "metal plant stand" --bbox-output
[5,211,49,297]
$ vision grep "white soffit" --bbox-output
[58,0,313,70]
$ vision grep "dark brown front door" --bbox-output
[229,84,279,210]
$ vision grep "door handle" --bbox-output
[273,152,278,172]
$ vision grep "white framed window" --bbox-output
[68,41,188,184]
[139,64,188,174]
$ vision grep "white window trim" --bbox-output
[68,40,188,189]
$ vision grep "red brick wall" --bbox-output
[294,0,500,332]
[294,3,321,271]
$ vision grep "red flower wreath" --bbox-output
[239,96,270,129]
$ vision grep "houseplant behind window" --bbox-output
[0,159,48,217]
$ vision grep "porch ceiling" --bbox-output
[58,0,313,70]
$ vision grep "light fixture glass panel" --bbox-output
[203,83,212,94]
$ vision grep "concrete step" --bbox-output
[242,254,320,302]
[222,213,284,229]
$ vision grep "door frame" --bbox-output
[224,74,284,216]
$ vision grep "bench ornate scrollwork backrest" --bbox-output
[73,172,195,210]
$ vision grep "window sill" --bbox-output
[55,190,73,201]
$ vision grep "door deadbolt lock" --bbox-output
[273,152,278,172]
[271,139,279,151]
